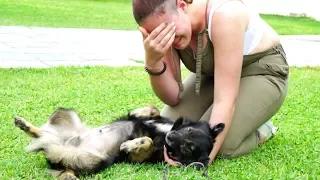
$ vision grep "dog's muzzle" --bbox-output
[165,131,180,146]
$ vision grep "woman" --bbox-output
[132,0,289,166]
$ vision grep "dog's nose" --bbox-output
[166,131,175,142]
[166,131,178,140]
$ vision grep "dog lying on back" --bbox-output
[14,105,224,179]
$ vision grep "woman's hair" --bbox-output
[132,0,193,24]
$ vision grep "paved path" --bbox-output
[0,26,319,68]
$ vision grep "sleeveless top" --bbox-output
[173,0,266,96]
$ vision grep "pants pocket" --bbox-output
[259,54,289,78]
[265,63,289,77]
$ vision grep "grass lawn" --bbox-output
[0,0,319,179]
[0,0,320,34]
[1,66,319,179]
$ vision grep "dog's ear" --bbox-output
[171,117,185,130]
[210,123,225,139]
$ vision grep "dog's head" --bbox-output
[165,118,224,167]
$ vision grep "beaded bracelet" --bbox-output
[145,62,167,76]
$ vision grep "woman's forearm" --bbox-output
[208,101,236,164]
[147,60,181,106]
[149,74,180,106]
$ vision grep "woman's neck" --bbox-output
[187,0,212,50]
[188,0,210,35]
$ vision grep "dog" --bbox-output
[14,105,224,179]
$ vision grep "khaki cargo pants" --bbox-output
[161,45,289,158]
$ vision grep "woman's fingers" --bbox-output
[147,21,169,41]
[162,29,176,51]
[163,146,180,167]
[141,21,176,63]
[147,22,175,47]
[138,26,149,40]
[153,22,175,44]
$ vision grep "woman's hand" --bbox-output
[163,146,180,167]
[138,22,176,71]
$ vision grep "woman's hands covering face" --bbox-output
[138,22,176,69]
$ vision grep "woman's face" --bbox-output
[140,8,192,50]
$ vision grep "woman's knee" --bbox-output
[160,105,182,120]
[217,131,259,159]
[217,138,241,159]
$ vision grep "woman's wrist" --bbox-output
[145,61,167,76]
[145,60,164,72]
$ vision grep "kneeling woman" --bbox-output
[132,0,289,165]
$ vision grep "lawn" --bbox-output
[0,0,319,179]
[0,0,136,30]
[1,0,320,34]
[1,66,319,179]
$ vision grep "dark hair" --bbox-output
[132,0,193,24]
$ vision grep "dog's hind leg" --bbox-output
[14,116,41,138]
[120,136,153,162]
[57,169,79,180]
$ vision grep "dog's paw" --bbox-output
[14,116,41,138]
[120,142,130,153]
[14,116,30,131]
[129,105,160,119]
[58,171,79,180]
[120,136,153,153]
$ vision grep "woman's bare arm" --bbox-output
[207,1,248,164]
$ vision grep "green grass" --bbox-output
[0,0,136,30]
[1,66,319,179]
[1,0,320,34]
[261,14,320,35]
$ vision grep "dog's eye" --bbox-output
[187,128,191,132]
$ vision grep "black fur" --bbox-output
[164,118,225,167]
[116,114,225,166]
[115,114,174,163]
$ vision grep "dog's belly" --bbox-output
[76,121,135,157]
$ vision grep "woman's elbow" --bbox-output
[164,96,180,107]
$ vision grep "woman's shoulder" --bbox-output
[209,0,249,31]
[213,0,249,18]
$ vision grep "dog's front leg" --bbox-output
[120,137,153,162]
[14,116,42,138]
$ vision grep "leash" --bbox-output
[163,162,209,180]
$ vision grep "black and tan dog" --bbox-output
[14,105,224,179]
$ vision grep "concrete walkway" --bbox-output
[0,26,319,68]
